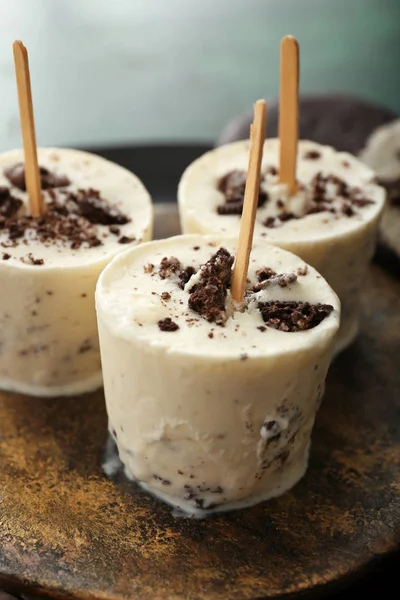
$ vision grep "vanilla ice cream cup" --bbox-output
[96,234,339,516]
[178,139,385,354]
[0,147,153,396]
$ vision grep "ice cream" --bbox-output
[359,119,400,256]
[96,234,340,516]
[178,139,385,353]
[0,147,153,396]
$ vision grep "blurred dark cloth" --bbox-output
[216,94,398,154]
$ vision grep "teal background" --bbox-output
[0,0,399,151]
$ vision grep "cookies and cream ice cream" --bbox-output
[0,147,153,396]
[96,234,340,516]
[359,119,400,256]
[178,139,385,353]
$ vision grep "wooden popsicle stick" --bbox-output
[13,40,43,217]
[231,100,267,305]
[278,35,299,195]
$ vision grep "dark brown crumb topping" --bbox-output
[22,253,44,266]
[157,256,197,289]
[188,248,234,325]
[118,235,135,244]
[256,267,276,282]
[252,272,297,292]
[263,172,374,228]
[217,170,268,215]
[258,301,333,332]
[304,150,321,160]
[61,188,131,226]
[4,163,70,191]
[0,187,131,249]
[158,318,179,332]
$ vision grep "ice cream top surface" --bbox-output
[178,139,385,242]
[0,148,152,268]
[96,235,340,358]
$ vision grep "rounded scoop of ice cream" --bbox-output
[178,139,385,355]
[96,234,339,516]
[216,94,398,155]
[359,119,400,257]
[0,147,153,396]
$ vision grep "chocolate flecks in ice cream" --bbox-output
[256,267,277,282]
[217,170,268,215]
[158,256,181,279]
[304,150,321,160]
[252,271,297,293]
[63,188,131,226]
[258,301,333,332]
[263,172,375,228]
[158,318,180,332]
[156,256,197,290]
[188,248,234,325]
[0,187,132,249]
[118,235,136,244]
[4,163,70,190]
[21,253,44,266]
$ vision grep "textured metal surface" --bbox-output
[0,203,400,600]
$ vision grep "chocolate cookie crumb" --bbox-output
[118,235,135,244]
[217,169,268,215]
[2,252,11,260]
[256,267,276,282]
[0,195,105,248]
[188,248,234,325]
[158,318,179,332]
[257,325,267,332]
[258,300,333,332]
[64,188,130,226]
[304,150,321,160]
[189,276,227,325]
[193,246,200,250]
[22,253,44,266]
[159,256,181,279]
[208,332,214,338]
[342,203,355,217]
[161,292,171,301]
[109,225,120,235]
[194,247,234,289]
[252,272,297,292]
[4,163,70,191]
[240,353,248,360]
[178,266,196,289]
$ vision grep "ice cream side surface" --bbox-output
[96,234,340,516]
[0,147,153,396]
[178,139,385,354]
